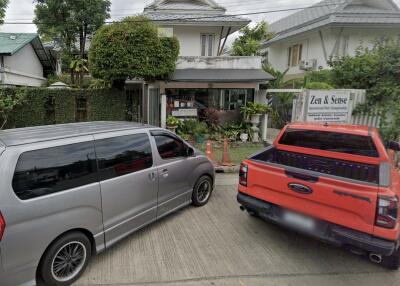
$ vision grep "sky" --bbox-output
[1,0,400,42]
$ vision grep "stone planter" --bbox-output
[250,114,261,143]
[166,125,178,133]
[240,133,249,143]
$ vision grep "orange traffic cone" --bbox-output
[205,140,216,162]
[220,139,234,166]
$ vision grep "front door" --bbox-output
[94,132,158,246]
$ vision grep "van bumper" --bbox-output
[237,192,396,256]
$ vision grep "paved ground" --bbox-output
[75,174,400,286]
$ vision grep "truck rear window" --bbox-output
[279,129,379,158]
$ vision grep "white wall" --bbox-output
[267,27,400,77]
[2,44,45,87]
[162,25,223,56]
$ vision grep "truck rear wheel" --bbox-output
[382,247,400,270]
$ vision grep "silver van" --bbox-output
[0,122,215,286]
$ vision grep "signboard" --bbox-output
[306,90,351,123]
[172,109,198,117]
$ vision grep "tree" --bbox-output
[0,0,8,24]
[70,57,89,87]
[230,21,274,56]
[328,41,400,140]
[34,0,111,59]
[0,88,27,129]
[89,16,180,86]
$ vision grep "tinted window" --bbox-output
[95,134,153,181]
[279,129,379,157]
[155,135,187,160]
[12,142,97,200]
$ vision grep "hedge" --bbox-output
[2,87,132,129]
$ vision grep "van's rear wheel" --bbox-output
[382,247,400,270]
[39,231,91,285]
[192,176,213,207]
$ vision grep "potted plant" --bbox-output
[241,102,270,143]
[166,116,180,133]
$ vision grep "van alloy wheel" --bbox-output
[192,176,213,207]
[197,180,211,204]
[51,241,87,282]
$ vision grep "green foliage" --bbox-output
[240,102,270,116]
[270,93,295,129]
[231,21,274,56]
[305,82,334,90]
[34,0,111,58]
[0,88,27,129]
[166,115,180,127]
[1,87,128,129]
[329,41,400,141]
[304,70,335,87]
[0,0,8,24]
[89,16,180,85]
[263,64,289,88]
[46,73,72,86]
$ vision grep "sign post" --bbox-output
[306,90,351,123]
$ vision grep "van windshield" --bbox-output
[279,129,379,158]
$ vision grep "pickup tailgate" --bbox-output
[241,158,379,235]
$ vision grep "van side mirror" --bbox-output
[186,147,195,157]
[387,141,400,152]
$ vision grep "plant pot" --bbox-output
[250,114,261,124]
[166,125,178,133]
[194,134,205,144]
[240,133,249,143]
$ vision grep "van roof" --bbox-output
[0,121,153,147]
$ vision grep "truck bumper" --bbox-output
[237,192,396,256]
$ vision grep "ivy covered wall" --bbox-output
[3,88,131,129]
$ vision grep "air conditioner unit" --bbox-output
[299,59,317,71]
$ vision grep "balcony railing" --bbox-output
[176,56,263,70]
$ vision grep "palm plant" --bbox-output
[70,57,89,87]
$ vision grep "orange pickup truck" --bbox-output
[237,123,400,269]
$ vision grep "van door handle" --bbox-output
[285,171,319,183]
[161,168,169,178]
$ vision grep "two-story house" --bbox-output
[262,0,400,80]
[134,0,272,127]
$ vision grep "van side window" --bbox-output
[95,134,153,181]
[12,142,97,200]
[154,135,187,160]
[279,129,379,157]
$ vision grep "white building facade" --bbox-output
[263,0,400,80]
[135,0,272,127]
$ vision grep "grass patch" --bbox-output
[193,142,264,165]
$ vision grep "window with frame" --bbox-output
[12,142,97,200]
[95,134,153,181]
[279,129,379,157]
[201,34,214,56]
[288,44,303,67]
[154,134,188,160]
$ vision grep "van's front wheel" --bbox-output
[39,231,91,285]
[192,176,213,207]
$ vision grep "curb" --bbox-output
[215,165,240,173]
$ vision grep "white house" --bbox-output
[0,33,55,87]
[135,0,273,127]
[262,0,400,80]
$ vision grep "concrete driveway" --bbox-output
[75,174,400,286]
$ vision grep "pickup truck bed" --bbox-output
[252,147,379,184]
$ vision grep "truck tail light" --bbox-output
[239,163,248,186]
[0,211,5,241]
[375,195,398,229]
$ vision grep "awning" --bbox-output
[169,69,274,83]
